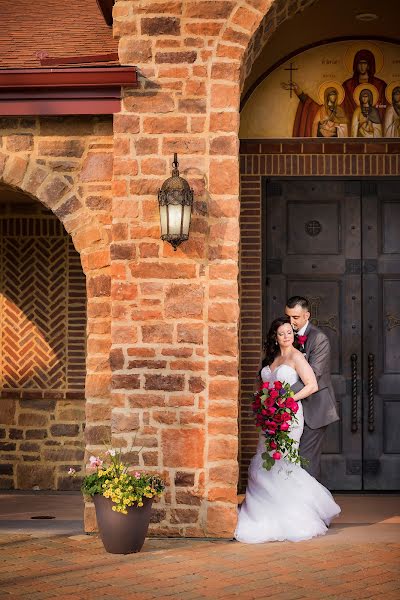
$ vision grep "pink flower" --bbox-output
[68,467,76,476]
[89,456,103,468]
[272,451,281,460]
[280,422,290,431]
[134,471,141,479]
[262,381,270,389]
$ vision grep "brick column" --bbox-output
[111,0,314,536]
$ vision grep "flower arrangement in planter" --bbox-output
[69,449,164,554]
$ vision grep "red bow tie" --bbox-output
[297,334,308,345]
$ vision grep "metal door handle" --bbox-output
[368,353,375,433]
[351,354,358,432]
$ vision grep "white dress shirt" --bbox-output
[296,321,309,337]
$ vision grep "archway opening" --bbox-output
[238,1,400,493]
[0,183,86,492]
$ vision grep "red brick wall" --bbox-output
[239,138,400,491]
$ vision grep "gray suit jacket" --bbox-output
[292,322,339,429]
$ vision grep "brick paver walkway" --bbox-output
[1,524,399,600]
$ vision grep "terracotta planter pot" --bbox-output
[93,494,153,554]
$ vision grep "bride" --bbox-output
[235,316,340,543]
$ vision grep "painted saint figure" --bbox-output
[281,45,387,138]
[281,80,321,137]
[384,84,400,138]
[312,86,348,137]
[342,48,386,122]
[351,85,382,138]
[281,81,348,138]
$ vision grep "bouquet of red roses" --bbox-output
[252,379,303,471]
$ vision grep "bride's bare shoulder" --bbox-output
[292,348,307,363]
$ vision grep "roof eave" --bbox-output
[0,65,138,116]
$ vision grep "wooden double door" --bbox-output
[264,179,400,490]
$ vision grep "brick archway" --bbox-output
[0,128,113,493]
[0,149,110,259]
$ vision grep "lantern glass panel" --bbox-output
[159,204,168,237]
[182,204,192,235]
[167,203,184,235]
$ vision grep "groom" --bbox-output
[285,296,339,480]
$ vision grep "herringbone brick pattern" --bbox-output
[0,216,86,394]
[1,236,68,389]
[0,531,399,600]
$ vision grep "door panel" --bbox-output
[264,178,400,491]
[265,179,362,490]
[362,182,400,490]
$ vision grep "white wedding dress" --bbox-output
[235,364,340,543]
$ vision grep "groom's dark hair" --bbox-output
[286,296,310,311]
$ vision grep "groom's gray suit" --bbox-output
[292,322,339,480]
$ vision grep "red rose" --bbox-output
[280,422,290,431]
[274,381,283,390]
[264,396,275,407]
[292,402,299,413]
[297,334,308,345]
[272,451,281,460]
[262,382,270,389]
[269,440,277,449]
[265,406,276,416]
[269,389,279,399]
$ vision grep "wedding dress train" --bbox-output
[235,364,340,543]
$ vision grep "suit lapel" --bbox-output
[303,322,313,353]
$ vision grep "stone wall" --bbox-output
[0,399,85,490]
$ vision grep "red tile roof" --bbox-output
[0,0,119,68]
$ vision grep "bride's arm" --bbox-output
[291,353,318,401]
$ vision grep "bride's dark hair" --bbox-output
[260,316,300,373]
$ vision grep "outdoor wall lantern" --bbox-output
[158,153,194,250]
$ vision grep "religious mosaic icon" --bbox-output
[240,40,400,139]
